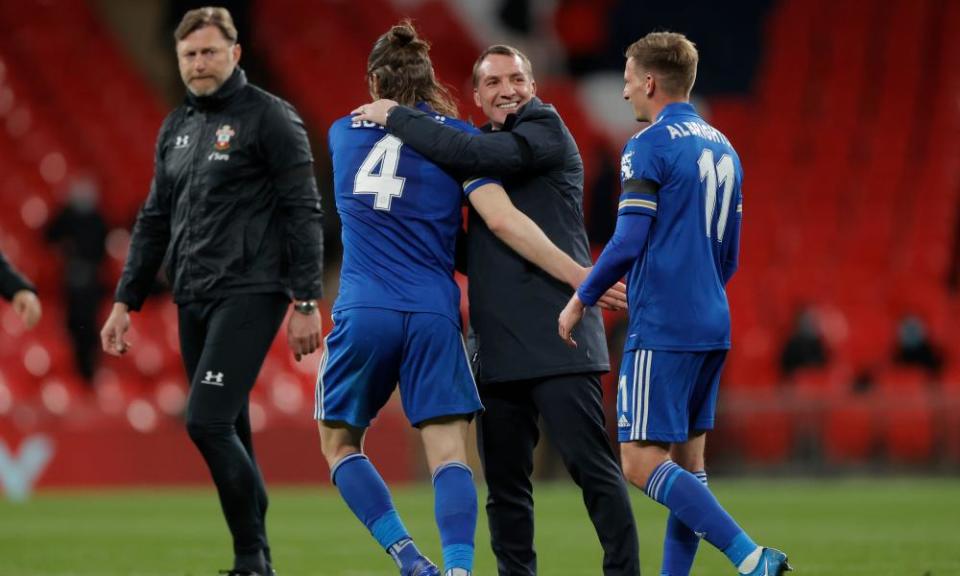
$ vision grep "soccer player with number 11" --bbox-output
[559,32,792,576]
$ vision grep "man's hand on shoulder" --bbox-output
[351,99,399,126]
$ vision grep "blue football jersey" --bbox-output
[618,102,743,351]
[328,104,495,323]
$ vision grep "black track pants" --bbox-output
[178,293,288,566]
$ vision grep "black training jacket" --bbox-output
[116,68,324,310]
[386,97,609,383]
[0,250,35,300]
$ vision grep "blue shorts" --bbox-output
[616,348,726,443]
[315,308,482,428]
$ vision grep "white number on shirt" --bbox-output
[355,134,406,210]
[698,149,735,241]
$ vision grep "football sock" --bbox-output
[331,453,413,553]
[660,470,708,576]
[644,460,757,569]
[432,462,477,573]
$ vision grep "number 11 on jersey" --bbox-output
[698,148,735,241]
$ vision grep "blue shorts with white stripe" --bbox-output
[615,348,726,443]
[315,308,482,428]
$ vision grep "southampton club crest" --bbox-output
[214,124,236,151]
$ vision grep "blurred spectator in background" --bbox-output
[780,306,829,378]
[0,250,41,330]
[892,314,943,378]
[46,177,108,383]
[586,142,619,244]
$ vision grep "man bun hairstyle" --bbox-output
[367,19,458,118]
[174,6,238,44]
[625,31,698,97]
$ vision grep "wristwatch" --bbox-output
[293,299,318,315]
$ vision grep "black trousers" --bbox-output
[178,293,288,569]
[477,373,640,576]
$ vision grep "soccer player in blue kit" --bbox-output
[320,22,610,576]
[559,32,792,576]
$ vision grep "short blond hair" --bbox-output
[625,32,698,97]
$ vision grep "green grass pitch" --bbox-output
[1,478,957,575]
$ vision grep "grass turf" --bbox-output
[1,478,957,575]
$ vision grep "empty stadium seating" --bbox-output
[0,0,958,470]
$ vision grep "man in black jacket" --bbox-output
[355,45,639,576]
[0,251,41,330]
[100,8,323,576]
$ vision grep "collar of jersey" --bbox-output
[186,67,247,110]
[414,101,437,114]
[656,101,697,122]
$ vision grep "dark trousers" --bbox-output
[477,373,640,576]
[178,293,288,568]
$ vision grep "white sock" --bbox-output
[445,570,470,576]
[738,546,763,574]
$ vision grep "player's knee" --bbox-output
[420,418,469,469]
[318,422,364,468]
[620,456,652,489]
[672,453,704,472]
[621,450,667,490]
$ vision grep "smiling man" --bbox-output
[100,7,324,576]
[354,45,638,576]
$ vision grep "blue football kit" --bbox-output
[578,102,743,442]
[317,105,494,427]
[580,101,789,576]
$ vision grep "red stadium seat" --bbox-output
[823,392,876,465]
[878,384,934,465]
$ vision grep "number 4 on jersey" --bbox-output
[354,134,406,210]
[698,148,735,241]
